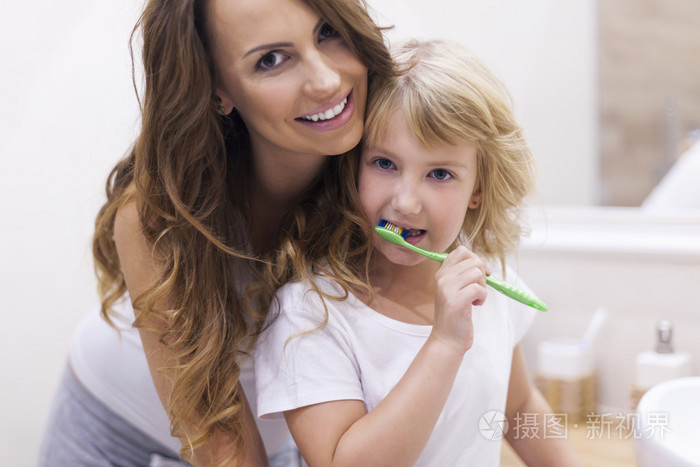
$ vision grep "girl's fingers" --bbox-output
[437,254,487,292]
[452,281,487,305]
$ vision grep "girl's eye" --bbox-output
[318,22,339,42]
[256,51,286,71]
[374,158,395,170]
[430,169,452,181]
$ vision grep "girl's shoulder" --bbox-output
[275,274,348,309]
[499,264,539,343]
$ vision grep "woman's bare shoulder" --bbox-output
[112,186,159,298]
[114,194,140,241]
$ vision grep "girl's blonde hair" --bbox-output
[364,39,536,268]
[92,0,393,462]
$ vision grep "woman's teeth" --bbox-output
[300,97,347,122]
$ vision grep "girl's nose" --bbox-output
[303,51,341,98]
[391,182,422,215]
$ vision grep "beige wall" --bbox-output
[599,0,700,206]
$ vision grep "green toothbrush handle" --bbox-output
[391,237,548,310]
[485,275,548,311]
[373,225,548,311]
[395,239,449,262]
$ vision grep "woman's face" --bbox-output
[207,0,368,161]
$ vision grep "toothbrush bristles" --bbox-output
[378,220,408,238]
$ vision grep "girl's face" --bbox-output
[207,0,368,161]
[359,109,482,267]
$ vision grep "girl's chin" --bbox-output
[375,247,426,268]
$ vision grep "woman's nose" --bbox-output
[303,52,341,98]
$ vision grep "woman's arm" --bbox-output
[114,199,268,466]
[284,247,487,467]
[504,345,582,467]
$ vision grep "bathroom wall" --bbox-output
[370,0,599,207]
[515,206,700,413]
[0,2,143,466]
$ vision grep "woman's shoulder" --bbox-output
[113,184,141,244]
[112,185,163,300]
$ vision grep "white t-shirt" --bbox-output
[255,270,537,466]
[69,298,292,456]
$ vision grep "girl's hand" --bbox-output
[431,246,487,355]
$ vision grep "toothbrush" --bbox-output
[374,221,548,311]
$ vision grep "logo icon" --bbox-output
[479,410,509,440]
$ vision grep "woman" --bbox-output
[39,0,393,465]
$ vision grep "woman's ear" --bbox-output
[215,92,234,115]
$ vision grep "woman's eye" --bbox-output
[318,22,339,41]
[430,169,452,180]
[374,158,395,170]
[256,51,286,71]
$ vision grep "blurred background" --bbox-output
[1,0,698,465]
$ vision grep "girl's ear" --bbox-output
[469,188,482,209]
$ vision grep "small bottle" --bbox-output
[631,320,692,409]
[535,337,597,423]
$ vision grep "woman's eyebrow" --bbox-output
[241,19,325,59]
[242,42,294,59]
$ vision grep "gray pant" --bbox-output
[38,366,190,467]
[39,366,302,466]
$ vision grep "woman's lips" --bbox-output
[295,91,355,131]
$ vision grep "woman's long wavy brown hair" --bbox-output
[92,0,393,462]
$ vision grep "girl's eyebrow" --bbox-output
[241,19,325,59]
[365,146,469,168]
[363,143,396,157]
[312,18,325,35]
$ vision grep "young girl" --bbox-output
[254,40,581,466]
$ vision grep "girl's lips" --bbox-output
[403,229,426,245]
[382,220,426,245]
[295,91,355,132]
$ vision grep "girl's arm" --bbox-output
[504,345,582,467]
[284,246,487,467]
[114,200,268,467]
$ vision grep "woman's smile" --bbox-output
[296,91,355,130]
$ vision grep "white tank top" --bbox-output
[69,298,291,456]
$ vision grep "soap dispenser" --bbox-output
[631,320,692,409]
